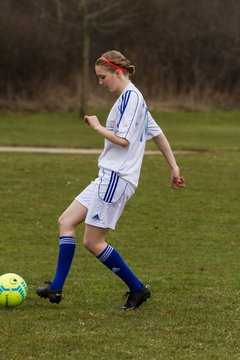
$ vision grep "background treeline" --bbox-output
[0,0,239,111]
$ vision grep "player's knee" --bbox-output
[58,214,71,231]
[58,214,64,228]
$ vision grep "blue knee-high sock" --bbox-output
[97,245,142,293]
[50,236,76,291]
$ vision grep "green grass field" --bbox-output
[0,110,239,151]
[0,111,240,359]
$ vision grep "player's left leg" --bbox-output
[83,224,150,309]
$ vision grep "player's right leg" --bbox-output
[58,199,88,237]
[36,200,87,304]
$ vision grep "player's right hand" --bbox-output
[84,115,101,130]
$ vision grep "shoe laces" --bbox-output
[122,291,131,299]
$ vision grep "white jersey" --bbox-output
[98,82,162,189]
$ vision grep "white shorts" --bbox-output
[75,169,134,230]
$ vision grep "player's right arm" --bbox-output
[84,115,129,148]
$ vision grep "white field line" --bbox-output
[0,146,198,155]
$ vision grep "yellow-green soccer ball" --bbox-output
[0,273,28,307]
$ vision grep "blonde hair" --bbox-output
[95,50,135,76]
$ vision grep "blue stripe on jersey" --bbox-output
[120,91,130,115]
[116,90,139,138]
[103,172,120,203]
[117,90,132,130]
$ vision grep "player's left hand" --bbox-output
[170,166,185,190]
[171,176,185,189]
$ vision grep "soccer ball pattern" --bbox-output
[0,273,28,307]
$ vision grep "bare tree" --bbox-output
[78,0,89,117]
[1,0,239,109]
[70,0,149,115]
[25,0,148,116]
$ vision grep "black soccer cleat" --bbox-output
[121,284,151,310]
[36,281,62,304]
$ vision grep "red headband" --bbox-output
[100,56,127,72]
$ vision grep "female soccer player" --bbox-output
[37,50,185,310]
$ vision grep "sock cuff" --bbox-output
[59,236,76,246]
[97,245,114,263]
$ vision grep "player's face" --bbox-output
[95,65,119,92]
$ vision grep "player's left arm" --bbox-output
[84,115,129,148]
[153,132,185,189]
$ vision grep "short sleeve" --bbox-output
[146,113,162,140]
[115,90,139,143]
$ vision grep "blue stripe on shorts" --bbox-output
[103,171,120,203]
